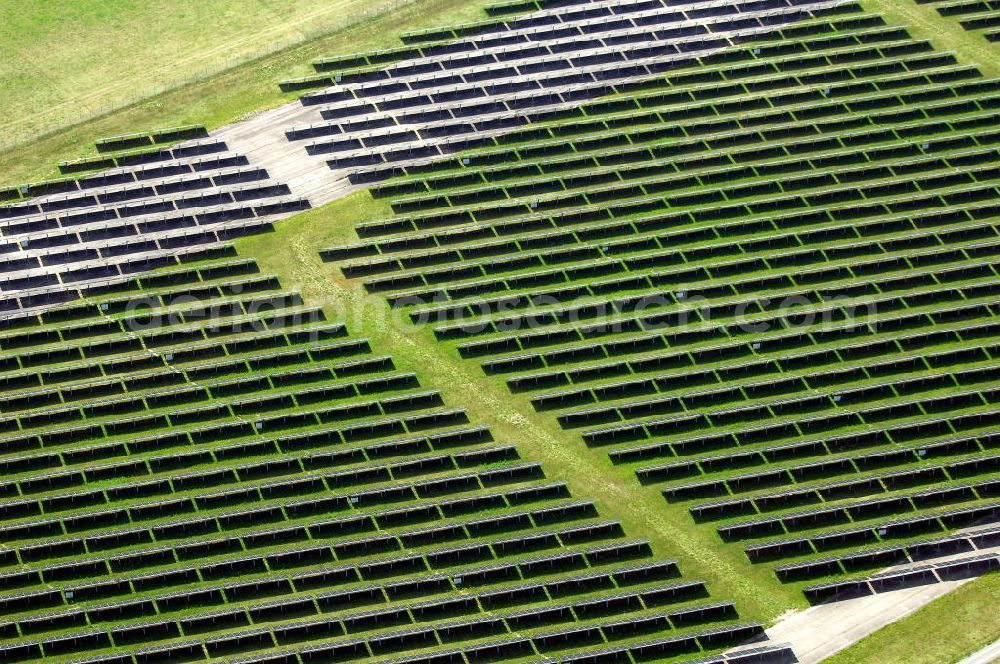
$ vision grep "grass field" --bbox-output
[235,192,808,627]
[0,0,393,145]
[822,572,1000,664]
[0,0,489,184]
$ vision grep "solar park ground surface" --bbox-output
[3,0,1000,662]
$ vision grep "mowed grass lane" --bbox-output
[860,0,1000,78]
[235,193,808,626]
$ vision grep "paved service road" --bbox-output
[956,638,1000,664]
[761,578,971,664]
[727,527,1000,663]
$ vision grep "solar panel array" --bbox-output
[281,0,852,185]
[318,1,1000,603]
[0,246,784,662]
[3,0,999,659]
[0,137,309,320]
[1,0,848,325]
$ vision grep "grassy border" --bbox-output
[0,0,490,185]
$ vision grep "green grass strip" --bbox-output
[822,570,1000,664]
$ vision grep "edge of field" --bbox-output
[820,571,1000,664]
[0,0,489,185]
